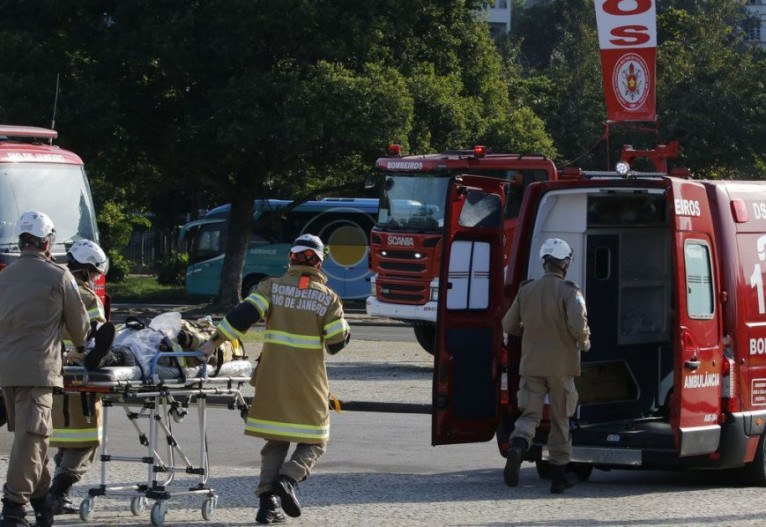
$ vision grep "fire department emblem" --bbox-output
[612,53,650,111]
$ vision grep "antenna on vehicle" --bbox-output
[49,73,60,145]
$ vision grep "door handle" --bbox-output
[684,360,701,370]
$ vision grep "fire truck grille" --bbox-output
[378,283,427,304]
[379,261,426,273]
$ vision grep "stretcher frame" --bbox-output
[62,351,252,526]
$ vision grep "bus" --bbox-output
[182,198,378,300]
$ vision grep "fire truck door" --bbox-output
[432,175,507,446]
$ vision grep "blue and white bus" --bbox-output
[181,198,378,300]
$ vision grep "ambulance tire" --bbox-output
[413,325,435,355]
[241,274,268,299]
[744,432,766,486]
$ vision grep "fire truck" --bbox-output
[433,144,766,485]
[0,125,105,427]
[366,144,558,353]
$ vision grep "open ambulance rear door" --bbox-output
[669,179,724,456]
[432,175,508,445]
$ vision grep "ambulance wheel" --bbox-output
[79,497,95,522]
[535,460,552,480]
[744,432,766,486]
[201,496,217,520]
[131,496,148,516]
[151,501,167,527]
[569,462,594,482]
[413,325,435,355]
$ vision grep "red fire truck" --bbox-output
[366,144,558,353]
[433,145,766,485]
[0,125,106,427]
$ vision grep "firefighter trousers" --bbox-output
[1,386,53,505]
[256,439,326,497]
[510,375,578,466]
[54,446,98,481]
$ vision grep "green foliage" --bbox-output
[107,274,198,304]
[156,252,189,286]
[96,200,150,256]
[105,251,131,283]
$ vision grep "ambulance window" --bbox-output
[684,241,714,319]
[458,191,501,228]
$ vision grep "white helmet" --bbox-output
[290,234,326,262]
[539,238,572,261]
[15,211,55,239]
[68,239,109,274]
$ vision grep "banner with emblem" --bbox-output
[594,0,657,122]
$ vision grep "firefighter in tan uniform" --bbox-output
[0,211,90,527]
[200,234,350,525]
[501,238,591,494]
[48,240,110,515]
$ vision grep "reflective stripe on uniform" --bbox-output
[245,418,329,440]
[264,330,322,350]
[51,427,102,442]
[88,304,104,321]
[324,318,349,339]
[244,292,270,318]
[217,318,246,341]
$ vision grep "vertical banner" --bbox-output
[595,0,657,122]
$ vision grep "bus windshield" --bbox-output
[0,163,98,249]
[377,174,449,232]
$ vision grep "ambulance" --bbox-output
[433,147,766,485]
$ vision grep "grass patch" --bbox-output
[107,275,212,304]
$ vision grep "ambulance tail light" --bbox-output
[721,336,738,413]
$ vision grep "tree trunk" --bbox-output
[216,192,255,310]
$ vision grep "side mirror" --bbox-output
[364,175,377,190]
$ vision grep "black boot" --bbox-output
[255,493,285,525]
[28,495,53,527]
[58,496,78,515]
[274,475,301,518]
[48,473,79,516]
[503,437,528,487]
[550,464,576,494]
[84,322,116,371]
[0,499,31,527]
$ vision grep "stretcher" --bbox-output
[62,351,253,526]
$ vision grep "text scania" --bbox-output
[674,199,701,217]
[388,235,415,247]
[387,161,423,170]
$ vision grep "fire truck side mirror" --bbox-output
[364,175,377,189]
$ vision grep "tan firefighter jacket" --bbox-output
[0,251,89,388]
[51,278,107,448]
[216,265,350,444]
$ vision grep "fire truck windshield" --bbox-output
[378,174,449,232]
[0,163,99,248]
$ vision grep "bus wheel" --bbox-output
[413,325,436,355]
[241,274,267,298]
[744,432,766,486]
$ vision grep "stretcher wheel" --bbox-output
[150,501,167,527]
[131,496,148,516]
[79,497,95,522]
[201,496,217,520]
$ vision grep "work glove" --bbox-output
[197,340,217,362]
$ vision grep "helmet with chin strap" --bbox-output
[539,238,572,262]
[16,211,56,250]
[67,239,109,275]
